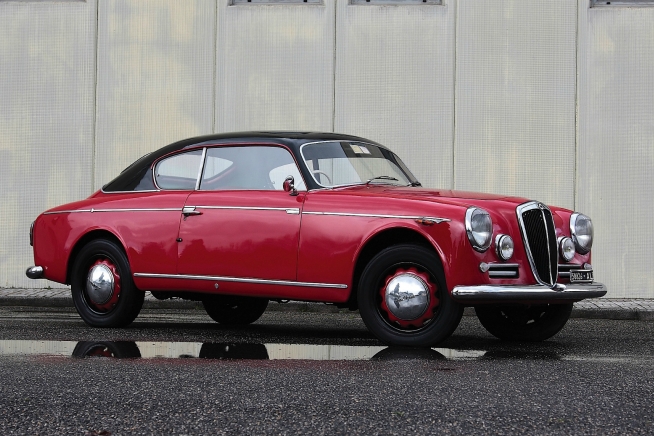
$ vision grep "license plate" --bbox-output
[569,269,594,283]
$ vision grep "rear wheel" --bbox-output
[474,303,573,341]
[202,295,268,325]
[71,239,144,327]
[358,244,463,347]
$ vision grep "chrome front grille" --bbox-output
[517,202,558,286]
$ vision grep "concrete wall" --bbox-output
[577,1,654,297]
[0,0,97,288]
[0,0,652,298]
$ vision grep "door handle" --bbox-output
[182,206,203,217]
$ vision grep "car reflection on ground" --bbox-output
[0,339,567,361]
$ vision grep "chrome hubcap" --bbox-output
[384,273,430,321]
[86,264,114,304]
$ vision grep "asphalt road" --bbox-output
[0,306,652,435]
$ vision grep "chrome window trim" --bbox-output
[516,201,558,287]
[302,211,450,223]
[299,140,410,189]
[133,272,347,289]
[100,189,161,194]
[198,144,308,193]
[153,148,204,191]
[195,147,207,191]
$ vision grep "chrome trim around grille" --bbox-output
[452,282,607,301]
[133,272,348,289]
[516,201,558,287]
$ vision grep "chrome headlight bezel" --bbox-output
[570,212,593,255]
[558,236,576,262]
[495,234,514,261]
[465,207,493,252]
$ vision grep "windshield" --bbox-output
[300,141,419,188]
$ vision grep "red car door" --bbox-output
[176,145,306,285]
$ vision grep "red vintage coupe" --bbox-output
[27,132,605,346]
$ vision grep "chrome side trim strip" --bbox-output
[133,273,348,289]
[43,208,180,215]
[452,282,607,301]
[90,208,180,213]
[194,206,301,214]
[43,209,93,215]
[302,211,450,223]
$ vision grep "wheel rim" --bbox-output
[83,258,121,313]
[378,266,440,330]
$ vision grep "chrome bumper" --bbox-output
[25,266,44,279]
[452,282,607,302]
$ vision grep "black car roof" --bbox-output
[102,131,386,192]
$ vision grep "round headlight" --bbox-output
[495,234,514,261]
[558,236,576,262]
[570,213,593,254]
[465,207,492,252]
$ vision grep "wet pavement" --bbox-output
[0,306,652,435]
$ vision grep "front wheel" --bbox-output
[358,244,463,347]
[474,303,573,341]
[202,295,268,325]
[71,239,144,327]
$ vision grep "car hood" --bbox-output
[329,185,531,209]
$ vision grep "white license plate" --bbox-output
[569,269,594,283]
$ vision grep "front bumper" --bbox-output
[452,282,607,302]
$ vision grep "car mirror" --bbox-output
[283,176,298,196]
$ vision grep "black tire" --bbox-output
[202,295,268,325]
[357,244,463,347]
[71,239,144,327]
[72,341,141,359]
[475,303,573,342]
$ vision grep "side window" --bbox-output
[200,146,305,191]
[154,150,203,190]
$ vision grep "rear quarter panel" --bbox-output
[32,192,188,284]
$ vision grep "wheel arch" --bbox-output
[348,226,447,310]
[65,229,127,285]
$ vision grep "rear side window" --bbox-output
[154,150,203,190]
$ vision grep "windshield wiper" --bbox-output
[407,181,422,187]
[366,175,400,185]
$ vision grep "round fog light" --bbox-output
[559,237,576,262]
[496,235,514,261]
